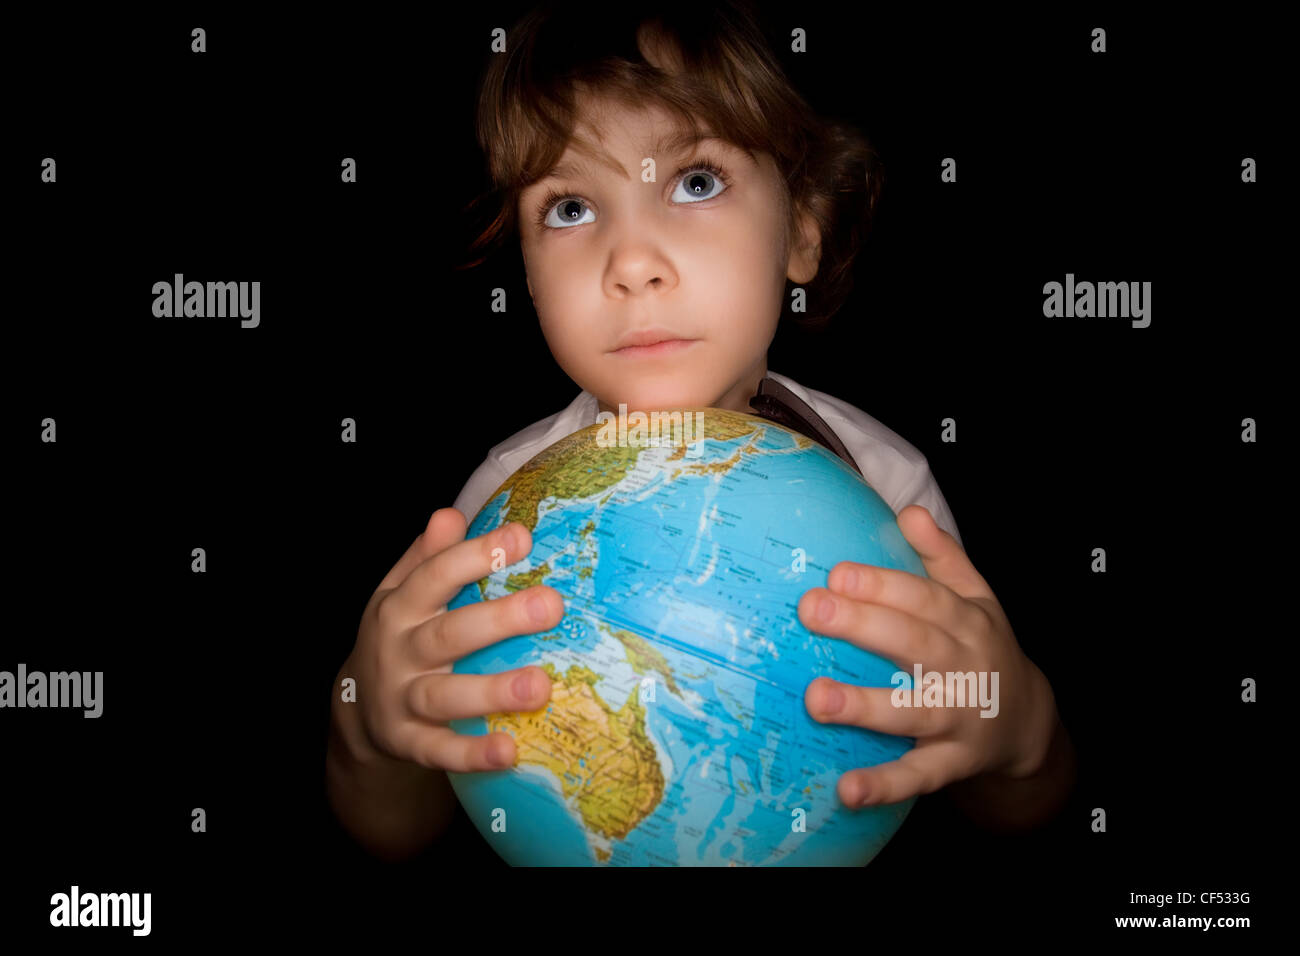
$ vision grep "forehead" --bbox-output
[544,131,738,183]
[532,97,752,184]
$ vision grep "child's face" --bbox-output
[518,95,820,416]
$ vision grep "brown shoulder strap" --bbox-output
[748,377,863,477]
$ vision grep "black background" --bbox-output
[5,4,1280,941]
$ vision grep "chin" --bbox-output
[602,383,715,413]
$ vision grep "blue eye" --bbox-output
[539,196,596,229]
[671,165,727,204]
[533,157,731,230]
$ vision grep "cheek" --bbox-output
[726,217,789,303]
[526,247,574,312]
[530,237,589,284]
[532,272,599,354]
[732,203,787,269]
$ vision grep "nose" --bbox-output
[603,242,677,299]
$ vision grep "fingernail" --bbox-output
[528,592,549,623]
[817,595,835,624]
[821,684,845,715]
[842,567,859,590]
[489,736,510,766]
[513,671,536,701]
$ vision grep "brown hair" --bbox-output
[456,0,884,330]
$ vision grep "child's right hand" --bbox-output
[344,507,564,774]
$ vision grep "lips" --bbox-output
[610,338,698,358]
[611,328,697,351]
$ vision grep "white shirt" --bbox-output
[452,370,963,550]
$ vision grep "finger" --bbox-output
[379,507,467,593]
[797,587,956,672]
[382,520,531,631]
[394,721,521,773]
[805,678,957,737]
[837,740,976,808]
[405,666,553,723]
[896,505,997,603]
[409,584,564,669]
[825,560,987,642]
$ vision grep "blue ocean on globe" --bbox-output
[447,407,927,866]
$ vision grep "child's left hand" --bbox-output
[799,505,1058,809]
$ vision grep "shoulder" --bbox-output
[766,371,964,547]
[765,370,929,488]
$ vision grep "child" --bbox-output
[326,0,1075,862]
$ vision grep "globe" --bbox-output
[447,406,928,865]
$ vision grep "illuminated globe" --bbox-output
[447,407,927,865]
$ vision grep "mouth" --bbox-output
[609,328,700,356]
[610,338,699,357]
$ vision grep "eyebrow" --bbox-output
[540,131,743,184]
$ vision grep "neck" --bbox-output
[597,356,768,417]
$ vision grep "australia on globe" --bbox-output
[447,406,928,866]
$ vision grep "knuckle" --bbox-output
[916,766,944,796]
[409,616,434,663]
[920,702,946,736]
[409,734,446,772]
[968,600,997,639]
[373,622,403,678]
[424,610,454,661]
[1017,724,1052,778]
[374,592,399,633]
[356,637,390,697]
[871,771,898,805]
[414,676,449,725]
[403,677,430,720]
[457,739,490,774]
[899,696,925,733]
[857,685,883,726]
[490,591,518,636]
[957,747,984,782]
[420,679,445,722]
[424,549,451,595]
[916,628,942,669]
[855,565,879,599]
[366,716,402,762]
[364,585,389,620]
[853,600,876,636]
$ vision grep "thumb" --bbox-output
[897,505,993,601]
[378,507,468,592]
